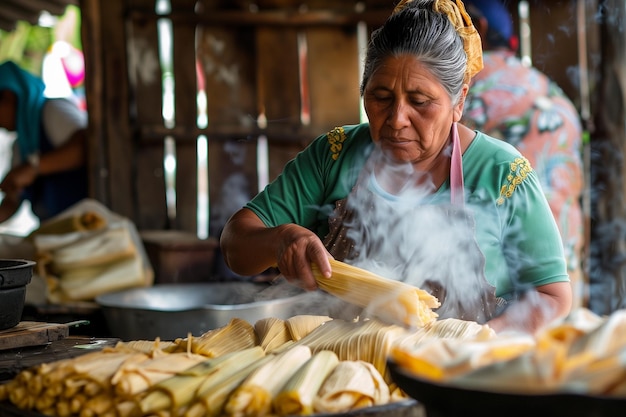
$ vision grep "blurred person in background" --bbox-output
[462,0,586,308]
[0,60,88,228]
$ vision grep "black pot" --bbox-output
[0,259,35,330]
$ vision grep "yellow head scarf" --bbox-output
[393,0,483,84]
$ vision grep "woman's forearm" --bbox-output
[220,208,332,289]
[488,281,573,334]
[220,208,281,276]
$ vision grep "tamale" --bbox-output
[294,318,408,381]
[185,318,258,357]
[50,225,136,270]
[255,317,291,353]
[30,211,107,237]
[285,315,332,341]
[187,354,277,417]
[313,360,390,414]
[111,351,207,397]
[273,350,340,416]
[311,259,439,327]
[139,346,265,415]
[58,255,145,301]
[224,345,312,417]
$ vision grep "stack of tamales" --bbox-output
[390,307,626,396]
[312,259,441,328]
[0,310,501,417]
[30,201,153,303]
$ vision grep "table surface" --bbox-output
[0,336,119,382]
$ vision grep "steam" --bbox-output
[335,147,555,329]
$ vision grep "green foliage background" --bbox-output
[0,6,81,76]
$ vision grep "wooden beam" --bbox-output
[125,9,389,28]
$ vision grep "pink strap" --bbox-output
[450,122,464,206]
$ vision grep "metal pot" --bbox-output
[96,281,319,341]
[0,259,35,330]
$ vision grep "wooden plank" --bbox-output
[0,322,68,351]
[306,26,362,133]
[197,24,259,236]
[268,140,307,182]
[197,27,257,126]
[527,0,580,105]
[171,0,200,233]
[256,27,301,130]
[97,0,135,220]
[207,139,259,236]
[80,0,108,205]
[127,0,169,230]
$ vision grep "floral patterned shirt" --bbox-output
[462,50,585,276]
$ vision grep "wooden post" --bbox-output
[589,0,626,313]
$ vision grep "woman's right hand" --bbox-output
[274,223,332,290]
[220,208,332,290]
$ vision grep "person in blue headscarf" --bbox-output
[0,60,88,226]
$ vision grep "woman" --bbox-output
[0,60,88,225]
[220,0,572,333]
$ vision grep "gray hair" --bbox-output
[360,0,467,104]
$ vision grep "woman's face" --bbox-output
[363,54,467,165]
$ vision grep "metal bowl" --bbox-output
[0,259,35,330]
[96,281,318,341]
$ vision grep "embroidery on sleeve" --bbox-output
[496,157,532,205]
[327,127,347,160]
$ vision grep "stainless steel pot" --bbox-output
[96,281,317,341]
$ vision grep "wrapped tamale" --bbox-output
[313,360,390,413]
[285,315,332,341]
[224,345,312,417]
[30,210,107,237]
[111,351,208,397]
[311,259,440,327]
[273,350,340,416]
[255,317,291,353]
[180,318,258,357]
[140,346,265,415]
[186,354,277,417]
[390,332,536,382]
[294,318,408,380]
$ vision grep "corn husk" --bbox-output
[111,351,208,397]
[115,339,178,354]
[56,255,145,301]
[30,211,107,237]
[186,354,277,417]
[313,360,389,414]
[285,315,332,341]
[273,350,340,416]
[178,318,258,357]
[311,259,439,327]
[50,225,136,271]
[294,318,408,381]
[255,317,291,353]
[224,345,312,417]
[139,346,265,415]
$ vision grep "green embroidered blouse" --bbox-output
[246,123,568,299]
